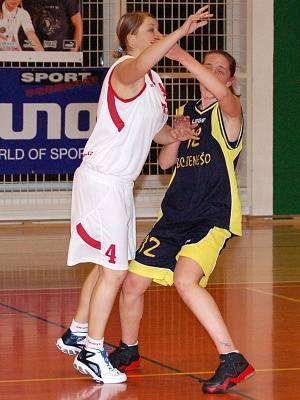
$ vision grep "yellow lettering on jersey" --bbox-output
[187,128,201,148]
[191,139,200,147]
[176,153,211,168]
[139,235,149,253]
[143,236,161,258]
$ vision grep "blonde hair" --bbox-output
[113,11,154,58]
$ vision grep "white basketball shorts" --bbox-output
[67,164,136,270]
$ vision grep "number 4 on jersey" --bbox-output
[105,244,116,264]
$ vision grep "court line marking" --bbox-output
[0,302,68,328]
[1,367,299,384]
[244,287,300,303]
[0,301,256,400]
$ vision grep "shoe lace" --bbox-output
[114,346,125,355]
[214,360,226,375]
[75,335,86,344]
[100,349,116,372]
[112,345,130,362]
[210,359,233,382]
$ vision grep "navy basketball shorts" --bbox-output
[129,218,231,287]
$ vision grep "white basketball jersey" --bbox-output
[81,55,169,181]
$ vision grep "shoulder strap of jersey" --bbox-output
[176,101,197,116]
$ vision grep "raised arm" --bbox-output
[113,6,213,89]
[169,47,241,118]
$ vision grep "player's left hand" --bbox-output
[179,5,213,36]
[170,115,199,141]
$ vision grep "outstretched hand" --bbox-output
[180,5,213,36]
[170,115,199,141]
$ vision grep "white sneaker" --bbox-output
[74,348,127,384]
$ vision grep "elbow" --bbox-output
[159,163,169,171]
[159,159,174,170]
[158,160,168,170]
[158,156,169,170]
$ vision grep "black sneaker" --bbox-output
[109,341,141,372]
[56,328,86,355]
[202,352,255,394]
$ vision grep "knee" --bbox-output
[114,272,127,289]
[122,273,149,298]
[174,276,192,297]
[102,269,127,290]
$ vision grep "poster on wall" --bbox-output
[0,68,108,174]
[0,0,83,62]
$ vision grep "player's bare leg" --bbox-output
[74,267,128,383]
[174,257,235,353]
[109,272,152,371]
[56,265,101,354]
[174,256,254,394]
[75,264,101,323]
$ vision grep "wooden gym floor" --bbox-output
[0,217,299,400]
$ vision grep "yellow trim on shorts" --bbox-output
[129,260,174,286]
[177,227,231,287]
[129,227,231,288]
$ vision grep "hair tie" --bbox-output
[112,46,124,59]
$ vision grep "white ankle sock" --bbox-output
[70,319,88,336]
[222,350,239,355]
[86,335,104,351]
[127,341,138,347]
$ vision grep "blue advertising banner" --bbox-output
[0,68,108,174]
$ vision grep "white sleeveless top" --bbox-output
[0,4,34,51]
[81,56,169,181]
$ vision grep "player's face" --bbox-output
[131,17,161,53]
[200,53,233,100]
[5,0,22,11]
[203,53,232,84]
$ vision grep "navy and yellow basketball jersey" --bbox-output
[161,100,243,236]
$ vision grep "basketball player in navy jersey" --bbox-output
[56,7,213,384]
[109,48,255,394]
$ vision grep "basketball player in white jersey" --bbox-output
[56,6,213,384]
